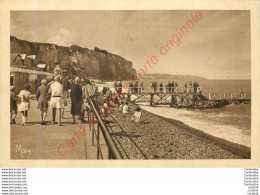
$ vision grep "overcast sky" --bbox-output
[11,10,250,80]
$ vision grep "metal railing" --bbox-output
[88,97,123,160]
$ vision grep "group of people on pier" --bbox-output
[153,81,201,94]
[10,75,99,126]
[113,81,144,94]
[111,80,201,94]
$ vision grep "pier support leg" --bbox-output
[150,94,154,106]
[170,95,175,107]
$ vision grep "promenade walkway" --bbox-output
[11,99,108,159]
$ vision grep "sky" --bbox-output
[10,10,251,80]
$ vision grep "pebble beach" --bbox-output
[105,102,250,159]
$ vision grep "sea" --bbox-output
[100,78,251,148]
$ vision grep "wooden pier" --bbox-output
[122,90,251,109]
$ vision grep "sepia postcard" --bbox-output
[0,0,260,167]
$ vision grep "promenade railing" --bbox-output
[88,97,123,160]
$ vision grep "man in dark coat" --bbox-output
[70,77,83,124]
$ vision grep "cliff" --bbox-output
[10,36,136,81]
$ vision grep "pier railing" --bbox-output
[88,97,123,159]
[113,87,250,98]
[107,87,250,109]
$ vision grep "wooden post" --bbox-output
[214,93,216,100]
[209,93,211,100]
[220,94,222,100]
[244,93,246,99]
[224,93,226,99]
[150,94,154,106]
[231,94,233,100]
[170,95,175,107]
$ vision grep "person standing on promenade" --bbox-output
[62,76,71,93]
[113,81,118,92]
[185,82,188,93]
[10,86,18,125]
[175,82,178,93]
[82,79,95,122]
[102,87,107,96]
[130,82,134,93]
[134,82,138,93]
[167,81,171,93]
[94,84,98,101]
[59,76,68,119]
[140,82,144,93]
[36,79,49,125]
[151,82,154,93]
[189,81,193,92]
[48,75,64,126]
[68,78,74,89]
[164,83,167,93]
[193,82,198,93]
[160,82,163,93]
[18,84,31,126]
[106,87,112,105]
[171,81,175,93]
[154,81,158,93]
[118,81,122,93]
[70,77,83,124]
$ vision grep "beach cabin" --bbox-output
[10,66,55,94]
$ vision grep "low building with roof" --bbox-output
[10,66,55,94]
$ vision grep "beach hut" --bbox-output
[10,66,55,94]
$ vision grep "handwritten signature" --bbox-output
[16,144,31,158]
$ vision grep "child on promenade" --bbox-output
[18,84,31,125]
[10,86,18,124]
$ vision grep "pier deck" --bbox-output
[121,91,251,109]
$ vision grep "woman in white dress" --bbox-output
[18,84,31,125]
